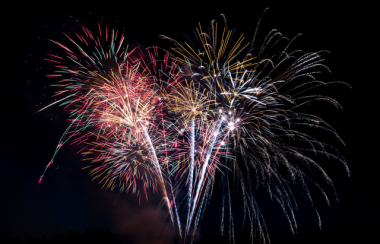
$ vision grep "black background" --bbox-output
[1,1,377,244]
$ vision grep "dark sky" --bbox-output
[1,1,377,244]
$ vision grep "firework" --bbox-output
[38,24,186,229]
[38,11,350,244]
[160,12,350,243]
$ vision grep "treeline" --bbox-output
[1,230,118,244]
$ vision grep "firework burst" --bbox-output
[38,11,350,244]
[160,12,350,243]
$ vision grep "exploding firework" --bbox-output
[38,24,184,220]
[37,10,350,244]
[160,11,350,243]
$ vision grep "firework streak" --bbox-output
[39,12,350,244]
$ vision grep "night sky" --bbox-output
[1,1,377,244]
